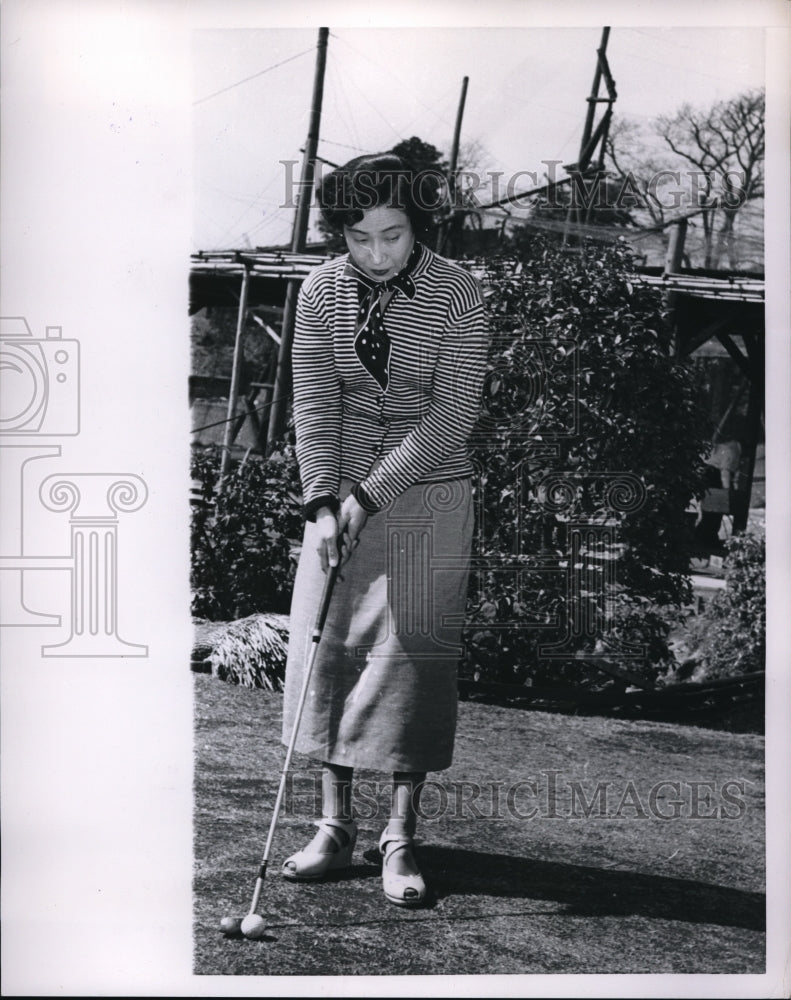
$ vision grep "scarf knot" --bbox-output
[346,242,422,390]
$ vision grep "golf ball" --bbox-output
[241,914,267,940]
[220,916,243,935]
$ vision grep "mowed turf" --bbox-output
[193,673,765,976]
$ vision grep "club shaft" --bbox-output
[248,562,339,915]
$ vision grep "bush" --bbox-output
[462,231,712,688]
[190,443,303,620]
[685,531,765,679]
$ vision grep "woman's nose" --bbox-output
[369,242,387,264]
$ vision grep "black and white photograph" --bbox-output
[1,1,790,996]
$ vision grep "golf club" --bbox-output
[220,559,341,940]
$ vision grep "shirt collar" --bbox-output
[343,240,430,298]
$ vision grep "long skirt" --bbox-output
[281,477,473,773]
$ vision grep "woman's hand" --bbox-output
[314,507,340,573]
[337,494,368,565]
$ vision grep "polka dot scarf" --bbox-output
[347,241,422,391]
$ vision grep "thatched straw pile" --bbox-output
[192,614,290,691]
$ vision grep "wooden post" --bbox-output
[732,331,764,533]
[563,27,610,248]
[219,263,250,483]
[267,27,329,451]
[581,28,610,161]
[448,77,469,188]
[664,218,687,355]
[437,76,469,256]
[664,218,687,274]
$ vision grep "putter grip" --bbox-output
[314,562,339,635]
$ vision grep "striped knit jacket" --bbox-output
[292,242,490,518]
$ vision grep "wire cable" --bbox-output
[330,31,455,128]
[325,48,404,143]
[194,45,315,106]
[206,173,287,249]
[324,55,365,151]
[329,33,458,140]
[191,390,292,434]
[321,138,371,152]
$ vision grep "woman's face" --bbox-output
[343,205,415,282]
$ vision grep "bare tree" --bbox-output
[606,89,764,270]
[604,117,681,229]
[656,88,764,268]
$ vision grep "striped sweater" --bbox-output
[292,242,489,517]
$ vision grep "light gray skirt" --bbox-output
[281,477,473,773]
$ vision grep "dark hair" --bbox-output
[317,153,436,235]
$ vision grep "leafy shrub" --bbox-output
[462,231,712,687]
[190,443,303,620]
[684,531,765,679]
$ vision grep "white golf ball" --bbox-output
[241,914,267,940]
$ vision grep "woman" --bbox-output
[281,153,489,907]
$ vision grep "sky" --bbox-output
[193,25,766,250]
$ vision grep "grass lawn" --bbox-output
[193,673,765,977]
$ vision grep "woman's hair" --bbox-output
[317,153,436,235]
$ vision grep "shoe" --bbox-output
[282,816,357,881]
[379,823,427,907]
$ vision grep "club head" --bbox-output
[219,915,243,936]
[240,913,268,939]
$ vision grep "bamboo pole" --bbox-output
[449,77,468,183]
[732,331,764,533]
[437,76,469,255]
[267,26,329,451]
[563,26,610,247]
[580,28,609,164]
[219,264,251,483]
[664,218,688,274]
[663,218,687,355]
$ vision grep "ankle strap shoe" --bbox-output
[282,816,357,881]
[379,825,427,907]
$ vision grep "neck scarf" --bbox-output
[347,241,422,391]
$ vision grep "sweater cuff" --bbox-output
[303,493,340,522]
[350,481,382,514]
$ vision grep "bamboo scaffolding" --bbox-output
[190,252,763,302]
[636,273,764,302]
